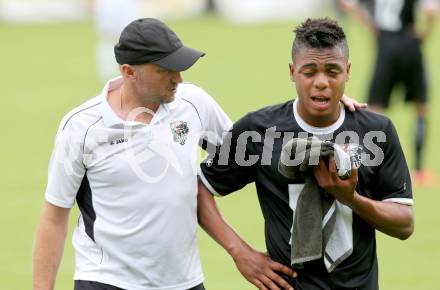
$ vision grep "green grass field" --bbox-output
[1,15,439,290]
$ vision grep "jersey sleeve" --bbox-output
[199,113,257,197]
[371,119,413,205]
[45,119,86,208]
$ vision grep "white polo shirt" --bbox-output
[45,77,232,290]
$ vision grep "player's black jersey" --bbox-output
[361,0,417,32]
[200,100,413,289]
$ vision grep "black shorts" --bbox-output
[74,280,205,290]
[368,30,427,108]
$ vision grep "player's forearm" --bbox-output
[197,180,248,258]
[340,1,377,35]
[349,193,414,240]
[421,0,439,39]
[197,180,297,289]
[33,204,69,290]
[422,14,437,39]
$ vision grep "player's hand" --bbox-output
[231,244,296,290]
[313,157,358,207]
[340,94,367,112]
[338,0,357,13]
[423,0,440,19]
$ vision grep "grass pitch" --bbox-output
[1,15,439,290]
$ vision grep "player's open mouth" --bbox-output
[310,96,331,110]
[311,96,330,104]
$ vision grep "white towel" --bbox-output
[280,137,354,272]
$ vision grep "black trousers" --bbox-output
[368,30,427,108]
[74,280,205,290]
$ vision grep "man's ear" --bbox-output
[120,64,137,80]
[346,61,351,82]
[289,63,295,82]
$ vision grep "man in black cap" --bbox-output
[33,18,366,290]
[32,18,234,290]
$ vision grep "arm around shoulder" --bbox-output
[33,201,71,290]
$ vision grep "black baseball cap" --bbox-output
[114,18,205,71]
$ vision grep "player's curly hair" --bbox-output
[292,18,349,61]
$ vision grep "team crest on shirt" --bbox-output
[170,120,189,145]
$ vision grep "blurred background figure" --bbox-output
[339,0,439,186]
[206,0,216,12]
[93,0,142,82]
[213,0,323,23]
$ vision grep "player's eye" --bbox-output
[327,70,340,77]
[302,70,315,77]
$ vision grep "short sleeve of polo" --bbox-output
[371,119,413,205]
[182,84,232,146]
[45,119,86,208]
[199,113,256,196]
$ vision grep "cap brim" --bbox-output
[151,46,205,72]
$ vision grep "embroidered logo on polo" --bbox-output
[170,120,189,145]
